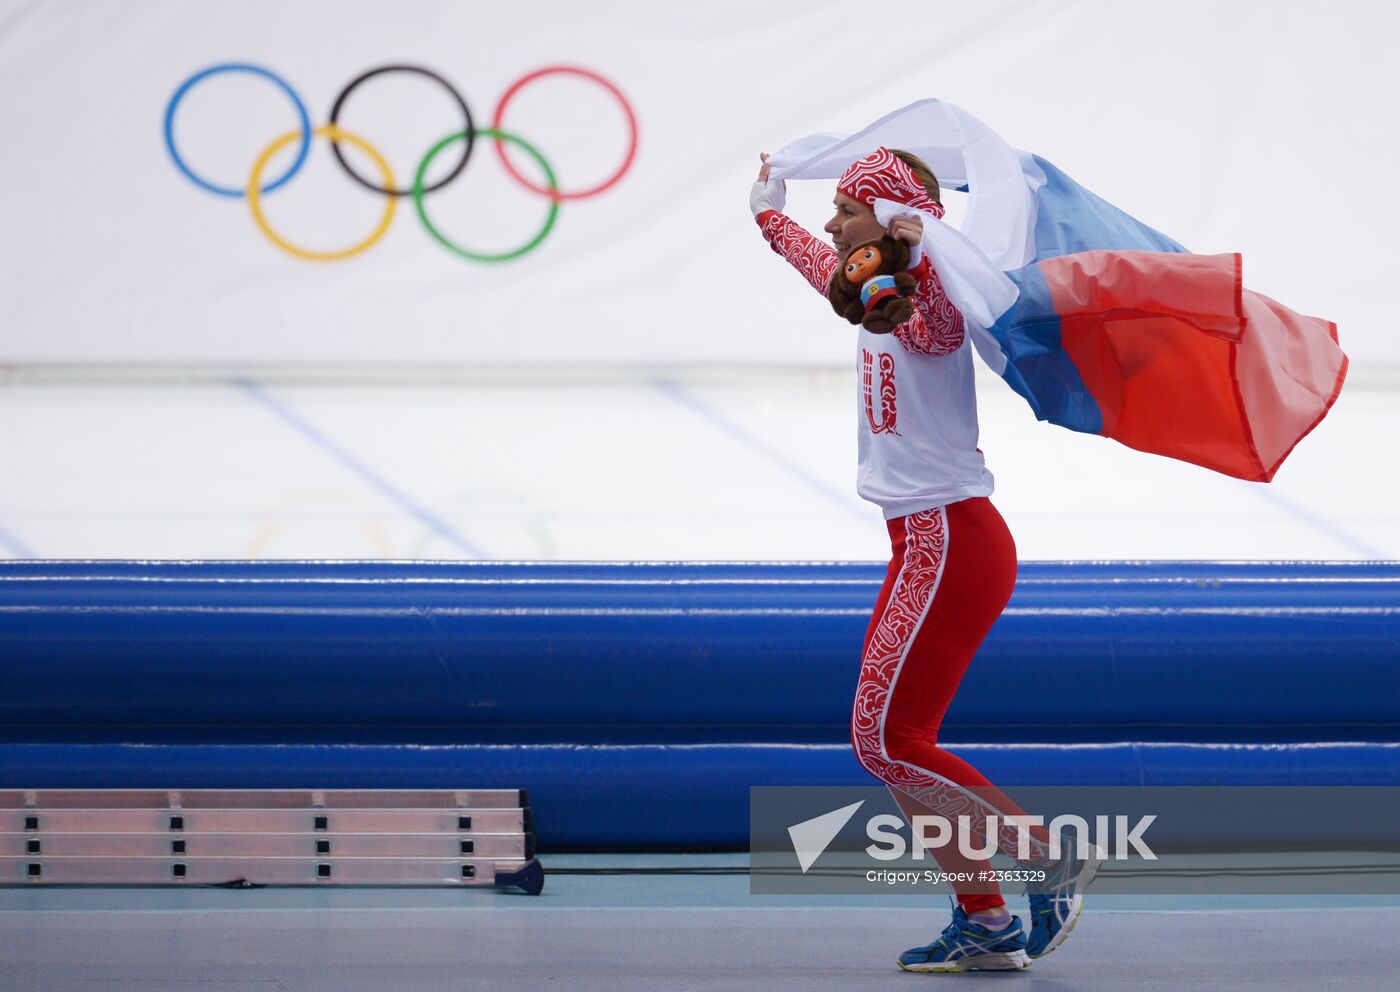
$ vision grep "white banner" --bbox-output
[0,0,1394,366]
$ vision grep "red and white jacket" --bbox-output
[757,209,994,518]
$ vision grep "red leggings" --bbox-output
[852,497,1051,913]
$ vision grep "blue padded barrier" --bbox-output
[5,742,1399,848]
[2,560,1399,847]
[2,561,1399,740]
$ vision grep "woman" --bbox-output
[750,146,1099,973]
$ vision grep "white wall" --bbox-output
[1,0,1393,368]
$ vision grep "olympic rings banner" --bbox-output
[162,63,638,264]
[1,0,1396,366]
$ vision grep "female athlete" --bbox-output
[750,146,1100,973]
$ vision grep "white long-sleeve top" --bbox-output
[757,209,994,518]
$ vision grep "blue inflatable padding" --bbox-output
[4,561,1399,847]
[3,742,1397,848]
[3,561,1398,741]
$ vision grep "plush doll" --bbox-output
[827,236,918,334]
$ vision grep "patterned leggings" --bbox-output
[852,497,1051,913]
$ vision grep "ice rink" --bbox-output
[1,364,1393,563]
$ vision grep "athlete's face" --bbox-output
[825,192,884,255]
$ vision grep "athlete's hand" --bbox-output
[750,152,786,217]
[757,153,772,182]
[886,213,923,247]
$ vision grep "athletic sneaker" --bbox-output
[897,906,1030,973]
[1026,840,1105,958]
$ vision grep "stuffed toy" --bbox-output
[827,236,918,334]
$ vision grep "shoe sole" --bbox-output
[899,950,1030,973]
[1029,848,1105,960]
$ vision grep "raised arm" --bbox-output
[884,213,965,356]
[756,210,841,296]
[749,155,964,354]
[892,254,966,356]
[751,154,840,295]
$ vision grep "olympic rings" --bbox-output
[414,128,558,263]
[164,64,312,198]
[248,125,397,262]
[491,65,639,201]
[163,61,636,263]
[328,65,475,197]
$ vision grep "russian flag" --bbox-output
[985,156,1347,482]
[768,100,1347,482]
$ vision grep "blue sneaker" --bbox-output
[1026,841,1105,958]
[897,906,1030,973]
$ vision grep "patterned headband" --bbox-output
[836,147,944,219]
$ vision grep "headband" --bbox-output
[836,147,944,219]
